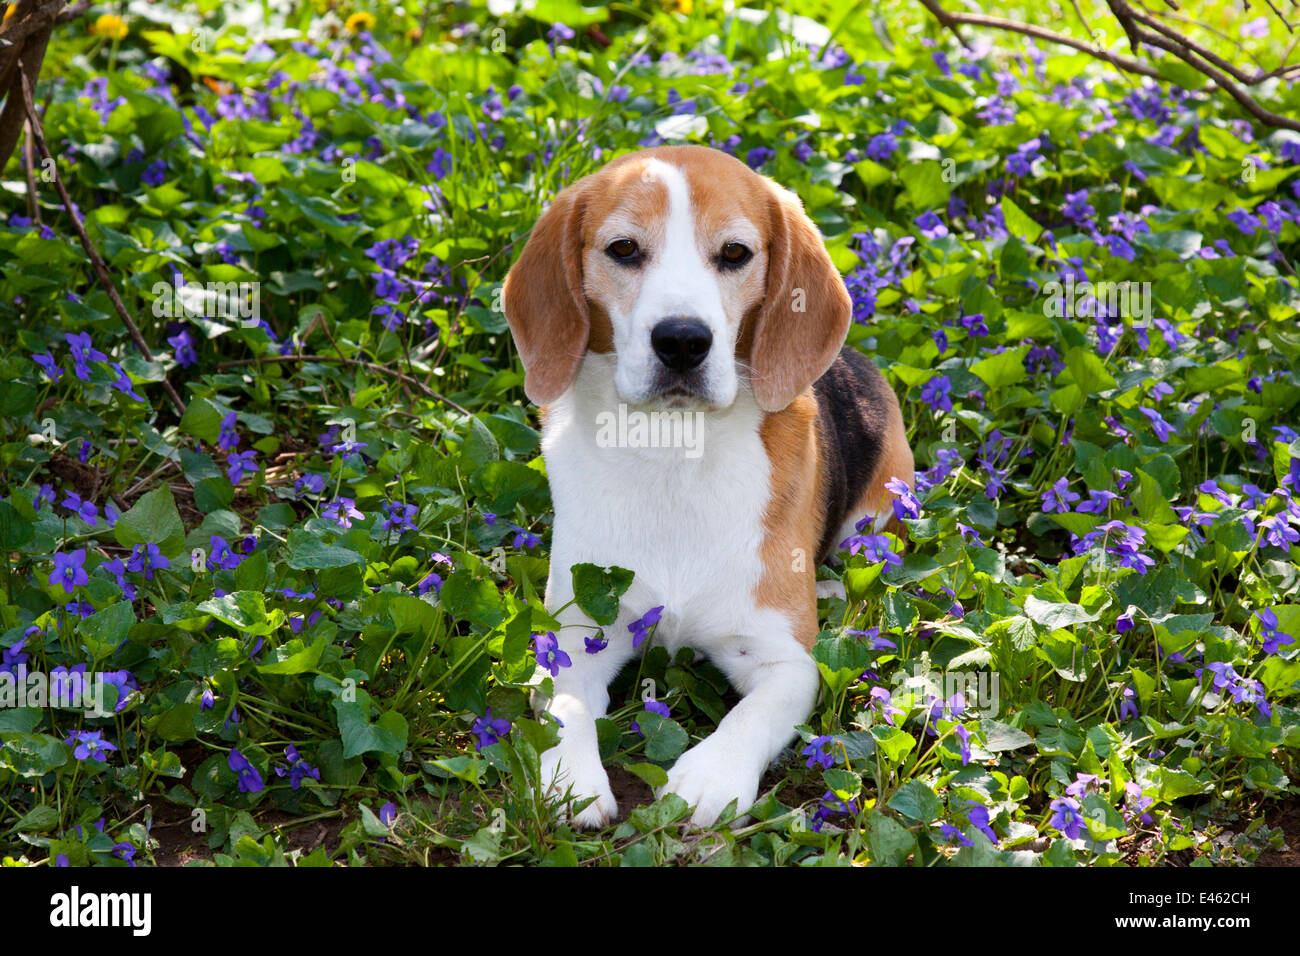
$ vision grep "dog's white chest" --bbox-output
[541,356,773,647]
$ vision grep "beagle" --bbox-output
[502,144,914,828]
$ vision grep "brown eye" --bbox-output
[719,242,751,268]
[607,238,640,261]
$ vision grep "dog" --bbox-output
[502,144,914,828]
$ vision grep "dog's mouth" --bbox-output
[649,387,708,411]
[644,370,715,409]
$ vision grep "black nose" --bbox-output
[651,318,712,373]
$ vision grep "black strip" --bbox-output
[812,346,891,563]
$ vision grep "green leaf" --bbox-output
[887,779,940,823]
[285,529,366,570]
[2,732,67,776]
[624,762,669,789]
[76,601,135,648]
[898,159,950,209]
[461,416,500,468]
[441,570,506,629]
[1061,347,1117,396]
[114,484,185,553]
[149,701,198,742]
[256,636,326,675]
[387,593,440,638]
[971,348,1027,389]
[196,591,284,636]
[1024,592,1108,630]
[0,500,34,549]
[178,397,229,444]
[981,719,1034,752]
[1132,469,1180,524]
[16,805,60,832]
[823,767,862,802]
[628,793,689,833]
[1155,767,1210,801]
[0,708,42,733]
[639,712,689,763]
[1000,195,1043,243]
[571,563,635,625]
[872,726,916,763]
[334,699,408,758]
[1050,384,1085,417]
[865,811,917,865]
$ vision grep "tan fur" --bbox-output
[502,184,590,405]
[503,158,672,402]
[757,392,825,650]
[747,188,852,413]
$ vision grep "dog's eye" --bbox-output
[718,242,752,269]
[606,238,640,263]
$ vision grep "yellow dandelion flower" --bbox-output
[345,11,375,33]
[672,0,693,14]
[90,14,128,41]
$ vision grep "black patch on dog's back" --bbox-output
[812,347,893,563]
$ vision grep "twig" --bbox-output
[1256,0,1296,32]
[301,308,349,364]
[1128,7,1256,85]
[125,459,179,499]
[1138,0,1241,50]
[915,0,1300,131]
[53,0,88,24]
[1106,0,1300,132]
[215,353,472,416]
[914,0,1161,78]
[1246,33,1300,81]
[22,119,39,224]
[19,69,188,414]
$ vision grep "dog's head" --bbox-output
[502,145,851,413]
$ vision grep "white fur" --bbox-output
[533,355,818,828]
[597,159,756,410]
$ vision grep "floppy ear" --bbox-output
[502,182,589,406]
[749,185,852,412]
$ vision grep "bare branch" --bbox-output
[915,0,1300,132]
[20,70,189,416]
[22,120,39,224]
[1129,7,1256,85]
[914,0,1162,78]
[1106,0,1300,132]
[216,354,471,417]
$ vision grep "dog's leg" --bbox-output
[532,603,637,829]
[659,627,818,827]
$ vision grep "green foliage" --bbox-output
[0,0,1296,867]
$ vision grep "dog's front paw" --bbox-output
[660,739,760,828]
[539,748,618,829]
